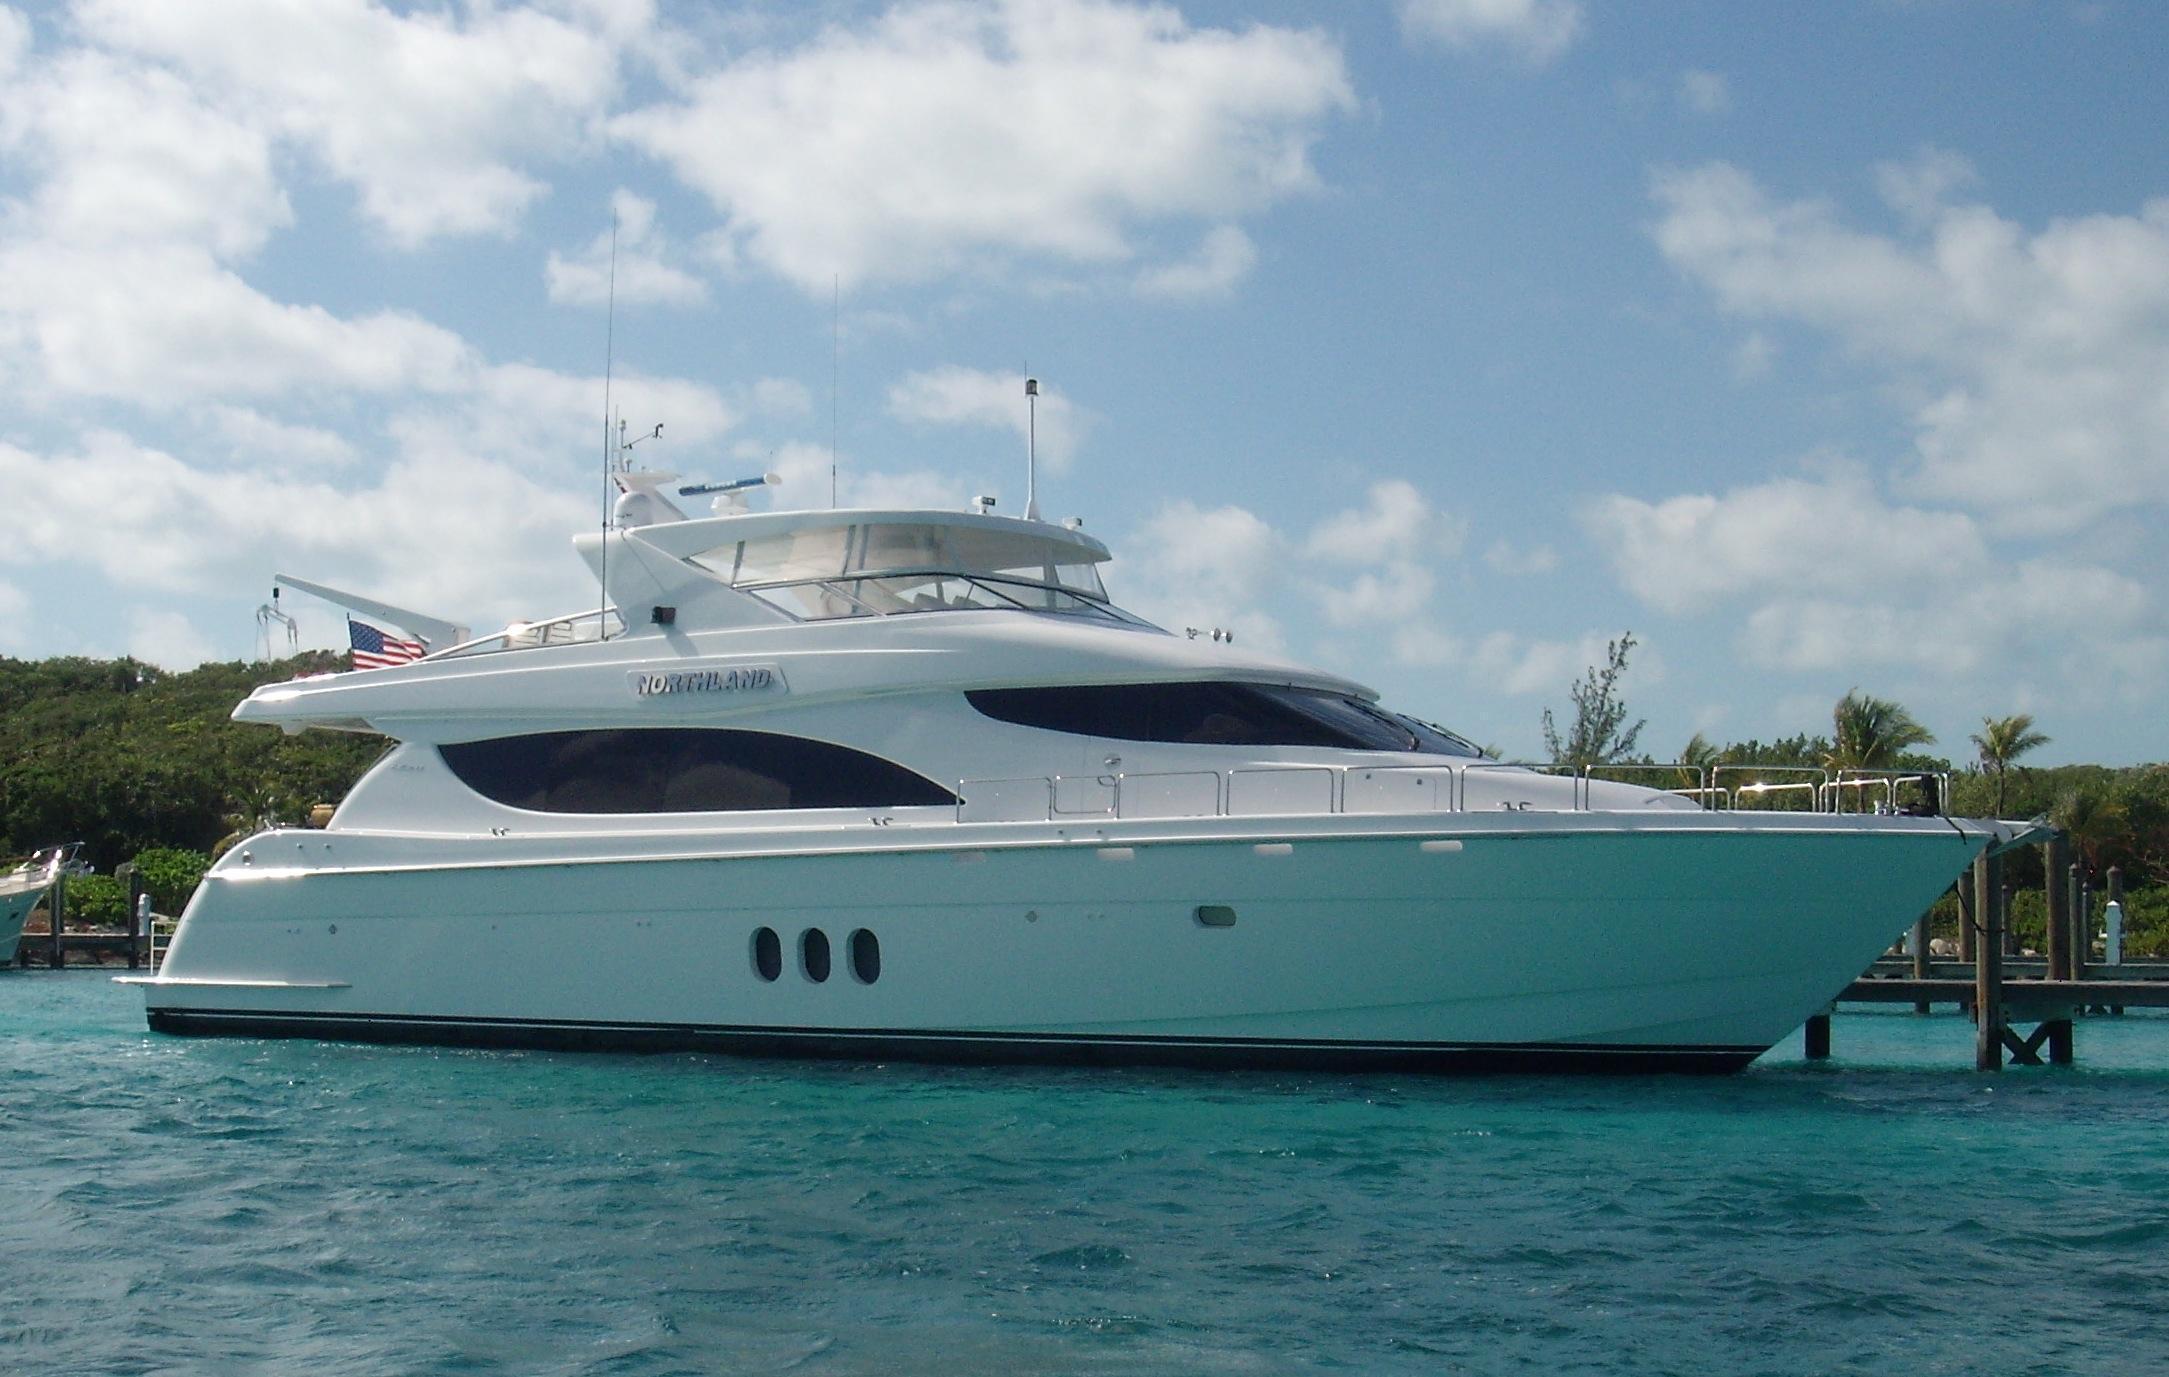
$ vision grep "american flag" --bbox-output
[349,618,425,670]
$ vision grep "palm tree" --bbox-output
[1970,713,2049,816]
[2053,785,2125,872]
[1676,731,1720,792]
[1825,690,1935,772]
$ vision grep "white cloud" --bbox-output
[0,43,477,407]
[0,8,29,77]
[1135,224,1258,299]
[886,366,1088,474]
[0,48,289,259]
[754,440,970,515]
[1731,330,1776,379]
[79,0,639,246]
[613,0,1352,291]
[1390,621,1461,667]
[1307,479,1464,564]
[391,362,736,479]
[1116,499,1289,650]
[0,431,597,634]
[1652,157,2169,535]
[749,377,813,418]
[0,576,26,648]
[204,405,358,470]
[1482,538,1558,575]
[1678,69,1730,115]
[546,189,709,308]
[1117,481,1478,656]
[1741,559,2159,683]
[0,241,476,405]
[127,608,212,670]
[1582,468,1987,616]
[1471,630,1643,699]
[1399,0,1584,66]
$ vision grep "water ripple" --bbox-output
[5,977,2169,1374]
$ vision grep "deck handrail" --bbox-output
[953,761,1908,824]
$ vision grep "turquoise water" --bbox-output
[4,973,2168,1376]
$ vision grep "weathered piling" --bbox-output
[1975,850,2004,1071]
[2070,863,2088,981]
[45,871,66,969]
[1956,868,1976,964]
[2045,835,2072,982]
[1804,1007,1832,1059]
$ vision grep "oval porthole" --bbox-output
[801,928,832,983]
[752,927,782,982]
[849,928,881,984]
[1195,904,1237,928]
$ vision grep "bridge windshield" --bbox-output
[686,520,1134,623]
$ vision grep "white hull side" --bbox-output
[138,814,1988,1072]
[0,883,47,965]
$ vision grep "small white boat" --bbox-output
[130,472,2029,1072]
[1,845,84,965]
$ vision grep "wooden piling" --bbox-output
[117,862,144,970]
[2048,1015,2075,1065]
[1974,850,2004,1072]
[2070,863,2089,982]
[46,872,66,969]
[1910,912,1931,1014]
[1804,1008,1832,1059]
[1956,868,1976,964]
[2045,836,2072,981]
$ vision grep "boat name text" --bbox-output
[629,665,786,698]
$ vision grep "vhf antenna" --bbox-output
[1024,376,1041,521]
[597,210,618,640]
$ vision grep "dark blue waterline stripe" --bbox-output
[145,1007,1764,1075]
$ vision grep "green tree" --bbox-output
[1825,690,1935,772]
[132,847,212,915]
[2053,786,2126,873]
[1677,731,1720,791]
[1970,713,2050,816]
[1542,634,1646,768]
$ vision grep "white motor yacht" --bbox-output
[130,479,2020,1072]
[3,845,83,965]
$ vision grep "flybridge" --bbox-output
[607,507,1136,626]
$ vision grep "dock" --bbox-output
[1821,843,2166,1068]
[9,862,164,970]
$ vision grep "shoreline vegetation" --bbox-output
[5,651,2166,956]
[1542,636,2169,957]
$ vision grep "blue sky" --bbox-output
[2,0,2164,765]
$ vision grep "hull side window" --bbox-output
[439,729,958,814]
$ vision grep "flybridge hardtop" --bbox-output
[142,452,2024,1074]
[233,500,1375,736]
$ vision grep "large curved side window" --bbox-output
[964,683,1483,756]
[438,729,958,814]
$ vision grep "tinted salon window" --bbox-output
[439,729,957,813]
[965,683,1481,756]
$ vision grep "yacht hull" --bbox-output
[1,891,37,966]
[135,812,1990,1073]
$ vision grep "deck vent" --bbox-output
[1195,905,1237,928]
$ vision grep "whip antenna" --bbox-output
[831,274,840,508]
[597,210,618,639]
[1024,376,1040,521]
